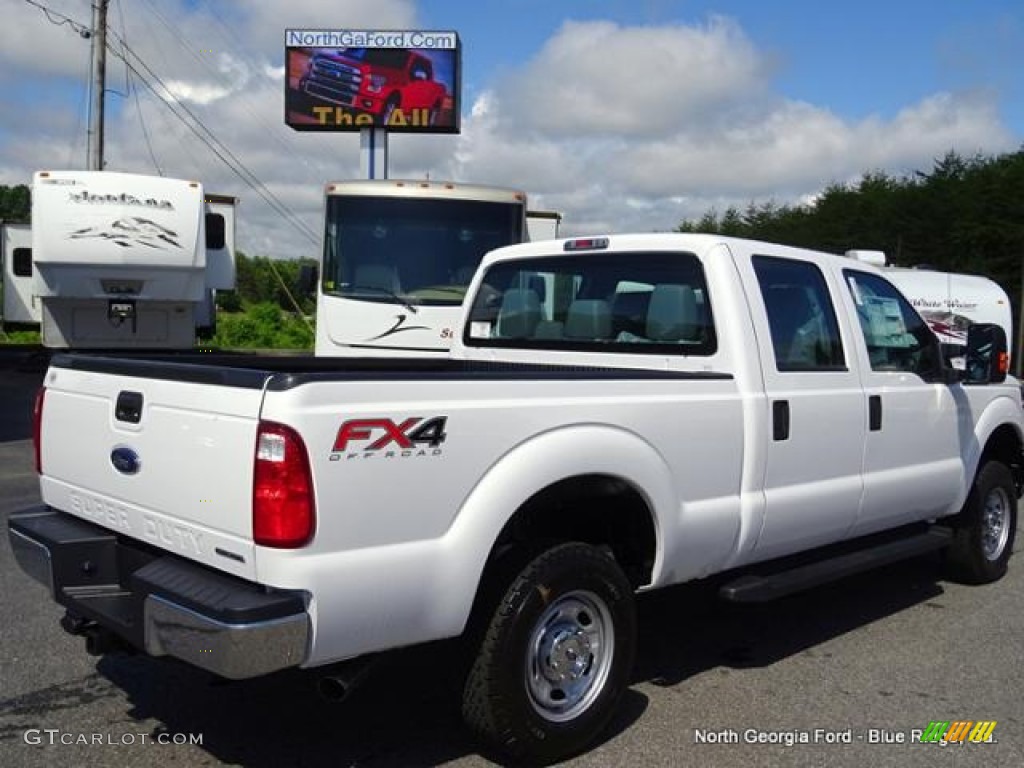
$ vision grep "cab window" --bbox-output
[844,269,943,377]
[753,256,846,371]
[465,250,717,355]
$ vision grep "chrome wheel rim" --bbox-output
[525,589,614,722]
[981,485,1012,561]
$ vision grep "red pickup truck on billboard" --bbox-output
[288,47,456,132]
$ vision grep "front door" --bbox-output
[839,269,964,536]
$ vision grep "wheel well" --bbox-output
[486,474,657,589]
[981,424,1024,495]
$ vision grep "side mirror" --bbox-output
[964,323,1009,384]
[297,264,319,295]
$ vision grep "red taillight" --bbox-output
[32,387,45,474]
[253,421,315,548]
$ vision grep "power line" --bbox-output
[127,70,164,176]
[66,45,92,167]
[106,30,323,333]
[136,0,320,185]
[105,31,320,248]
[24,0,320,249]
[114,0,162,175]
[24,0,322,330]
[24,0,317,244]
[22,0,90,38]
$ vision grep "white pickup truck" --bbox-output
[9,233,1022,763]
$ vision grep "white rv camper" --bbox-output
[845,250,1012,366]
[18,171,235,349]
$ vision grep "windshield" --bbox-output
[322,195,524,307]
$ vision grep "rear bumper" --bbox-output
[8,508,309,679]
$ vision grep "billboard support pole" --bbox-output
[360,128,389,180]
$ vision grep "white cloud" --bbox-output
[461,19,1015,236]
[0,0,94,80]
[499,17,770,138]
[162,80,233,105]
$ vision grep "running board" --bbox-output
[719,527,952,603]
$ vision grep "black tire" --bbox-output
[462,542,636,765]
[944,460,1018,584]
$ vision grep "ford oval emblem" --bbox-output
[110,446,141,475]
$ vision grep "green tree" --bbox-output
[209,301,313,350]
[234,251,316,313]
[0,185,30,221]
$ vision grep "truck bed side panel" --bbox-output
[253,373,744,665]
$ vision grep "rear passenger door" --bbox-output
[840,269,963,535]
[748,255,867,559]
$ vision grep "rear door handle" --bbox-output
[773,400,790,441]
[869,395,882,431]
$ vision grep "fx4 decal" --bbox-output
[330,416,447,460]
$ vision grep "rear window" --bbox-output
[464,251,716,356]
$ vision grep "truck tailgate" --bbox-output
[37,357,268,580]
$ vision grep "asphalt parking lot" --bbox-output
[1,361,1021,768]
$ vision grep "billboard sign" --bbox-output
[285,29,461,133]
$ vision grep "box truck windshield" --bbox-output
[314,181,527,356]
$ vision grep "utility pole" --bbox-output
[86,0,108,171]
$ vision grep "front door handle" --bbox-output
[869,395,882,431]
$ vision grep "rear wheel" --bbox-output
[462,542,636,764]
[945,460,1017,584]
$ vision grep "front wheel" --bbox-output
[462,542,637,764]
[944,460,1018,584]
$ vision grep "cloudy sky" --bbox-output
[1,0,1021,258]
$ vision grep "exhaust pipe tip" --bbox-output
[84,627,129,657]
[318,676,350,703]
[84,628,108,656]
[61,611,93,637]
[317,655,378,703]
